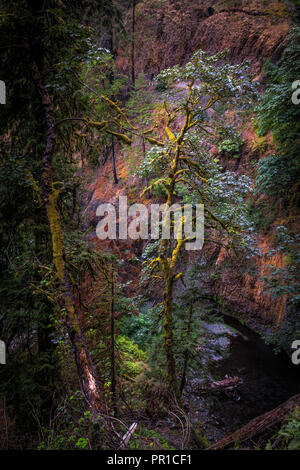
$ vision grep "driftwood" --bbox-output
[207,393,300,450]
[198,375,243,393]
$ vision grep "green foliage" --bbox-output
[120,302,157,350]
[139,132,257,258]
[0,0,119,445]
[141,265,232,386]
[251,135,268,156]
[155,77,168,92]
[278,407,300,450]
[259,226,300,349]
[37,394,105,450]
[191,424,210,449]
[266,407,300,450]
[116,335,147,378]
[217,138,241,159]
[135,144,169,179]
[134,50,259,397]
[156,48,257,106]
[126,73,155,123]
[136,48,258,260]
[3,1,298,450]
[149,178,169,200]
[262,315,300,354]
[129,424,175,450]
[263,226,300,306]
[217,128,244,159]
[256,153,299,197]
[255,27,300,200]
[247,198,277,233]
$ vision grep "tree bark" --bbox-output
[142,136,148,189]
[110,267,117,416]
[31,60,102,412]
[180,302,193,394]
[159,146,181,402]
[111,135,119,184]
[131,0,136,87]
[163,273,180,400]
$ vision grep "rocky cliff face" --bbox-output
[117,0,290,78]
[208,124,289,326]
[94,0,293,328]
[214,236,287,324]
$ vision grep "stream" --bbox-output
[188,314,300,442]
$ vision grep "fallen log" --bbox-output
[198,375,243,393]
[207,393,300,450]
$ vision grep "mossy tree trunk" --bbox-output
[162,269,179,400]
[150,94,195,402]
[158,139,185,402]
[32,61,102,412]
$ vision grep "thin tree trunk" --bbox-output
[180,302,193,394]
[31,60,102,412]
[107,27,118,185]
[111,135,119,184]
[142,136,148,189]
[159,151,181,402]
[162,267,180,402]
[131,0,136,87]
[110,267,117,416]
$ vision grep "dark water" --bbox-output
[196,314,300,438]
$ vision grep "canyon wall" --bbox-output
[104,1,293,326]
[117,0,290,77]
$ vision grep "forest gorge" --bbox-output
[0,0,300,451]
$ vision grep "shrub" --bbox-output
[266,407,300,450]
[255,153,299,197]
[278,407,300,450]
[218,138,241,158]
[256,27,300,167]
